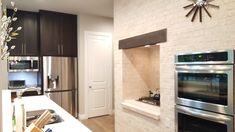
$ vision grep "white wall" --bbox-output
[77,13,113,119]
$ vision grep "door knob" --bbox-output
[89,86,92,88]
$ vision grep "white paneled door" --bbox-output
[85,31,112,118]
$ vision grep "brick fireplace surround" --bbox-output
[113,0,235,132]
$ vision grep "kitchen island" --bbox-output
[17,95,91,132]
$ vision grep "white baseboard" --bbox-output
[79,114,88,120]
[79,109,114,120]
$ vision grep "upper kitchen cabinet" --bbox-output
[39,11,61,56]
[40,10,77,57]
[61,14,77,57]
[7,10,39,56]
[23,12,39,56]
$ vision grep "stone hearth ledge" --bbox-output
[121,100,160,120]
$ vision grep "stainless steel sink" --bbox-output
[26,109,64,127]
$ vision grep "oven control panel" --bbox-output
[175,50,234,64]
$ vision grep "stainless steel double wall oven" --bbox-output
[175,50,235,132]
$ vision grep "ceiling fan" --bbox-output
[184,0,219,22]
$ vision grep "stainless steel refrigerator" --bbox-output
[43,57,78,117]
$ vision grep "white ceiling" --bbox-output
[2,0,113,18]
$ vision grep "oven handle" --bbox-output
[177,106,232,123]
[176,65,233,72]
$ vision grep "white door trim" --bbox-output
[84,31,113,118]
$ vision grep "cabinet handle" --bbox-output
[58,45,60,55]
[24,44,26,55]
[22,44,24,54]
[61,45,63,55]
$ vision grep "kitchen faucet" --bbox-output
[14,87,41,132]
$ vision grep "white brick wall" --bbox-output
[122,46,160,100]
[114,0,235,132]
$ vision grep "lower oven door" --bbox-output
[176,105,233,132]
[175,64,233,115]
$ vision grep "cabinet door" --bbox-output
[40,11,61,56]
[61,14,77,57]
[24,12,39,56]
[7,10,24,56]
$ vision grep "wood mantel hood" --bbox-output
[119,28,167,49]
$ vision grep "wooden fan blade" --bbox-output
[199,7,202,22]
[191,6,199,22]
[202,5,212,17]
[186,6,197,17]
[184,4,194,8]
[207,4,220,8]
[187,0,195,2]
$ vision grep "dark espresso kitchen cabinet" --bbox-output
[39,11,60,56]
[7,10,39,56]
[61,14,77,57]
[40,10,77,57]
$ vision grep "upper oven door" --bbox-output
[175,64,234,115]
[176,105,233,132]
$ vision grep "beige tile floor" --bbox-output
[81,115,114,132]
